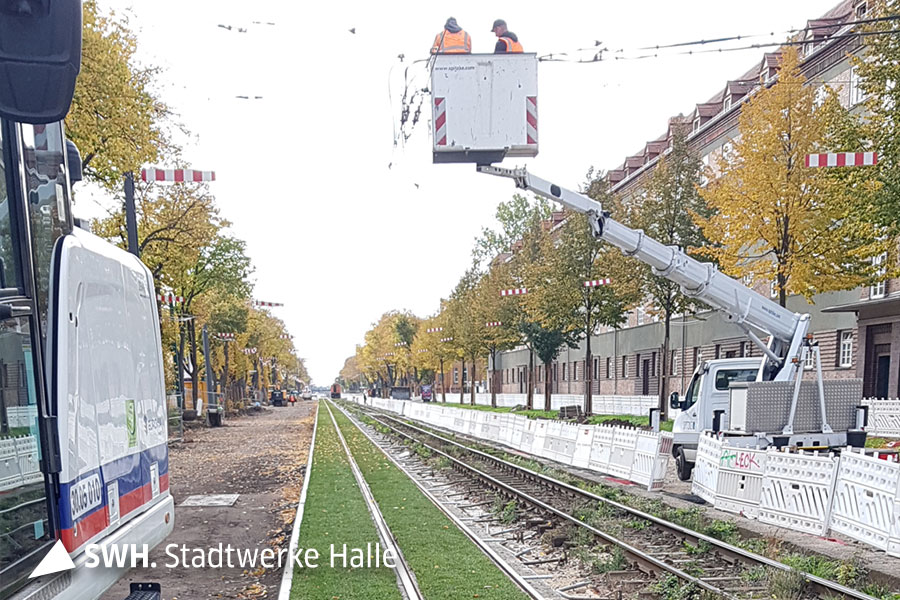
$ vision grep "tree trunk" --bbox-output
[459,360,464,404]
[440,357,446,403]
[527,350,534,410]
[544,363,552,411]
[660,308,672,419]
[470,355,476,405]
[585,324,593,416]
[490,348,497,408]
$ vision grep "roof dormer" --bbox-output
[724,80,753,111]
[692,103,720,133]
[758,52,782,84]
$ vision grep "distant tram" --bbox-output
[330,383,342,399]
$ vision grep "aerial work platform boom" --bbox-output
[477,165,808,383]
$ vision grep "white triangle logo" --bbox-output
[29,539,76,578]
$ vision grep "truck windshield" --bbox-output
[683,373,702,410]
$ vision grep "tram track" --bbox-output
[346,401,881,600]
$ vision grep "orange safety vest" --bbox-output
[431,29,472,54]
[498,36,523,53]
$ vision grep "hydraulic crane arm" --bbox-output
[478,165,809,381]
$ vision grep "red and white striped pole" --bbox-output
[500,287,527,297]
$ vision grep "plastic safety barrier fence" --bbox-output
[0,435,43,492]
[866,398,900,437]
[691,432,724,505]
[714,445,768,518]
[345,395,671,491]
[830,448,898,551]
[758,448,839,536]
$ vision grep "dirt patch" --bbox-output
[102,402,316,600]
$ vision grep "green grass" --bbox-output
[439,401,674,431]
[330,402,530,600]
[289,405,402,600]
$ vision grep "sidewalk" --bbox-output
[102,403,316,600]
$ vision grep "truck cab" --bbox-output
[669,358,760,480]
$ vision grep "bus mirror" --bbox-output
[668,391,680,410]
[66,139,82,185]
[0,0,81,123]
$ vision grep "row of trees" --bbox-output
[68,2,308,406]
[345,17,900,414]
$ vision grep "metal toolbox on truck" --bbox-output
[430,53,538,164]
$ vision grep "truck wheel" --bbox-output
[675,447,693,481]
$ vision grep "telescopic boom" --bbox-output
[477,165,809,381]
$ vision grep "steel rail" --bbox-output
[329,401,547,600]
[323,402,424,600]
[360,411,737,599]
[361,406,880,600]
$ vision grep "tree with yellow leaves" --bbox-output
[697,47,887,306]
[66,0,172,190]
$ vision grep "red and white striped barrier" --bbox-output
[394,342,408,347]
[157,293,184,305]
[253,300,284,307]
[426,327,443,333]
[434,97,447,146]
[584,278,611,287]
[486,321,502,327]
[141,168,216,182]
[805,152,878,168]
[526,96,538,145]
[215,333,235,340]
[440,337,454,343]
[279,334,292,340]
[242,348,258,355]
[417,349,429,354]
[501,287,527,297]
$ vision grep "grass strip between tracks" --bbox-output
[330,402,531,600]
[289,403,402,600]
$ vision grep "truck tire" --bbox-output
[675,446,694,481]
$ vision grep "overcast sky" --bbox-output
[86,0,834,384]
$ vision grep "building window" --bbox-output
[453,368,459,384]
[714,344,721,360]
[563,363,568,381]
[850,66,867,107]
[871,252,887,299]
[692,116,701,133]
[724,95,732,111]
[742,341,750,357]
[606,357,611,378]
[622,356,628,378]
[770,279,778,298]
[671,350,678,376]
[594,357,599,380]
[636,354,641,377]
[512,369,516,383]
[805,343,816,370]
[839,331,853,368]
[637,307,646,326]
[856,1,868,19]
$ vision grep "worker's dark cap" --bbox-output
[491,19,506,30]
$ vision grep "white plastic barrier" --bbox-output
[589,426,614,473]
[758,448,839,536]
[867,399,900,437]
[631,430,672,490]
[691,432,723,505]
[830,448,898,551]
[571,425,596,469]
[607,427,638,480]
[714,445,768,518]
[0,437,20,491]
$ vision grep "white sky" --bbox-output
[84,0,834,384]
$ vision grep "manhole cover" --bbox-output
[180,494,240,507]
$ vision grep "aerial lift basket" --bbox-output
[430,53,538,165]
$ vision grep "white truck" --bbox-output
[0,3,173,599]
[431,53,866,482]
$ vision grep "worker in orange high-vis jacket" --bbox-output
[491,19,523,53]
[431,17,472,54]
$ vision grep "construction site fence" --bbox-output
[412,392,658,416]
[692,430,900,558]
[346,395,672,492]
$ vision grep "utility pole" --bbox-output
[124,172,139,256]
